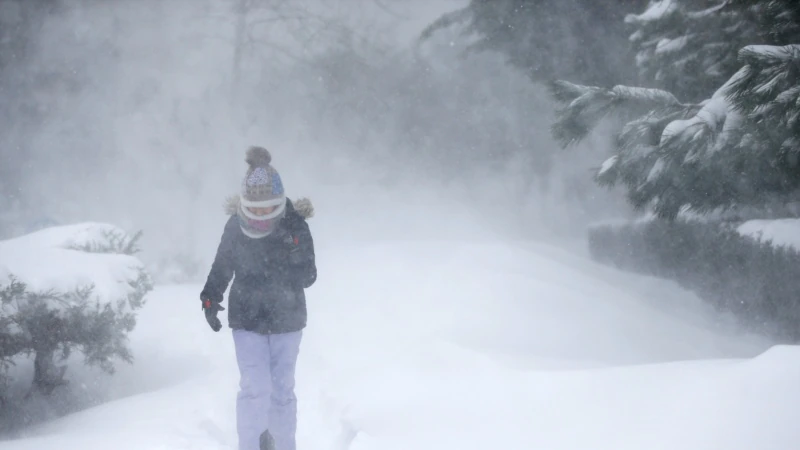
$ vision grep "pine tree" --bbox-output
[725,44,800,204]
[626,0,800,102]
[548,46,800,218]
[625,0,759,102]
[549,12,800,216]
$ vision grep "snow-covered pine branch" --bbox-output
[727,44,800,116]
[738,0,800,44]
[625,0,759,102]
[597,107,697,189]
[556,41,800,218]
[547,78,723,217]
[546,79,596,104]
[549,0,800,219]
[722,44,800,202]
[548,80,688,148]
[604,62,773,218]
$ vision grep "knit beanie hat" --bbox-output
[237,146,286,238]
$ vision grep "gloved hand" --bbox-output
[201,299,225,332]
[286,230,316,287]
[288,235,304,266]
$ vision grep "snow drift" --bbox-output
[1,234,790,450]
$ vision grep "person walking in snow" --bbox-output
[200,146,316,450]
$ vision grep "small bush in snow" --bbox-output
[0,270,151,395]
[0,224,152,431]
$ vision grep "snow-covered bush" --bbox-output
[0,223,152,428]
[589,218,800,339]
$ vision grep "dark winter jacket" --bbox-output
[200,199,316,334]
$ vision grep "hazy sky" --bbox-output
[4,0,626,280]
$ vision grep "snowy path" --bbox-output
[2,239,796,449]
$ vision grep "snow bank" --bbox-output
[332,346,800,450]
[737,218,800,252]
[0,239,784,450]
[0,222,146,307]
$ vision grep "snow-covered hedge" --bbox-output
[0,223,152,428]
[588,218,800,340]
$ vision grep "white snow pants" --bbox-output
[233,329,302,450]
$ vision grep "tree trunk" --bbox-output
[32,348,67,395]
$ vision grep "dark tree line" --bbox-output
[422,0,649,86]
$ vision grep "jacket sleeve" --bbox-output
[200,217,236,304]
[288,219,317,289]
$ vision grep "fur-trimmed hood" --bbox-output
[225,196,315,219]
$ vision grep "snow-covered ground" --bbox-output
[3,229,797,449]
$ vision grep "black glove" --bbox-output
[201,298,225,332]
[286,231,316,288]
[288,236,304,265]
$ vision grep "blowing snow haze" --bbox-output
[1,1,800,449]
[0,0,628,258]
